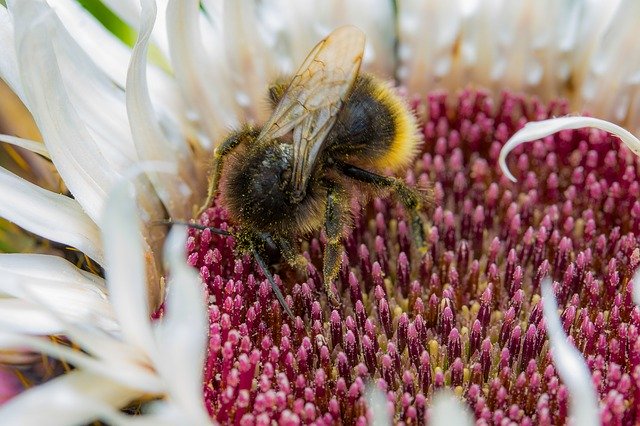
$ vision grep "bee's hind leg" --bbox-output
[389,179,429,252]
[323,183,351,307]
[336,161,429,252]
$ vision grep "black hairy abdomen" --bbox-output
[326,75,396,162]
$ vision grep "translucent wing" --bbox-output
[256,26,365,197]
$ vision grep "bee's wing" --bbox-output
[256,26,365,195]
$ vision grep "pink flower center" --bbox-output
[188,89,640,425]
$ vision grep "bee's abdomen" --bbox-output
[328,74,422,173]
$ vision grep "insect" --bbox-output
[195,26,427,319]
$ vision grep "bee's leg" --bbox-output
[323,184,350,307]
[276,237,308,271]
[252,248,295,320]
[336,161,428,251]
[197,136,244,216]
[267,79,289,108]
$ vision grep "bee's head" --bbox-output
[222,142,298,231]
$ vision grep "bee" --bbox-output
[197,26,427,318]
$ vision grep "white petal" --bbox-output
[94,399,213,426]
[0,6,24,101]
[499,116,640,182]
[542,279,600,426]
[0,166,103,264]
[28,0,139,173]
[100,0,140,28]
[46,0,132,87]
[632,267,640,306]
[101,0,171,59]
[0,254,116,332]
[101,176,156,355]
[257,0,395,79]
[166,0,239,148]
[3,294,153,383]
[0,331,162,392]
[0,298,66,334]
[0,134,49,158]
[126,0,196,219]
[11,0,116,222]
[37,2,167,280]
[0,369,140,426]
[154,226,209,423]
[299,0,396,77]
[222,0,278,122]
[430,391,474,426]
[46,0,185,137]
[581,0,640,128]
[396,0,464,92]
[365,385,391,426]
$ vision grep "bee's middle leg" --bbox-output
[323,183,351,307]
[276,236,308,271]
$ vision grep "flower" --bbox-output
[191,89,640,424]
[0,0,639,424]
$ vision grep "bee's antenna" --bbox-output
[252,249,295,320]
[152,219,230,236]
[154,219,294,320]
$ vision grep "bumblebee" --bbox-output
[198,26,427,318]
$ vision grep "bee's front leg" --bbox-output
[197,130,248,216]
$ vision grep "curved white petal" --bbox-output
[0,167,103,264]
[542,279,599,426]
[166,0,239,149]
[35,1,167,274]
[24,0,138,173]
[101,0,170,59]
[0,330,163,392]
[154,226,209,423]
[0,7,24,102]
[2,289,152,378]
[126,0,196,219]
[0,369,140,426]
[430,391,474,426]
[0,254,115,332]
[101,176,156,355]
[11,0,116,222]
[499,116,640,182]
[46,0,184,133]
[0,298,67,334]
[0,134,49,158]
[100,0,140,29]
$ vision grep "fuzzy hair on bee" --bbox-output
[196,26,429,317]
